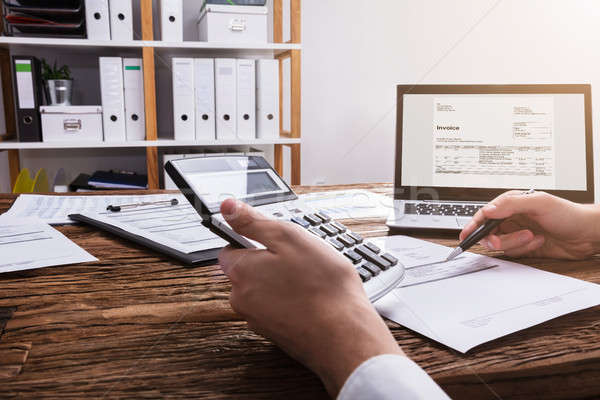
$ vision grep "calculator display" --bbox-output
[167,156,297,213]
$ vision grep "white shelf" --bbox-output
[0,138,300,150]
[0,36,301,53]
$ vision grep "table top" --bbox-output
[0,184,599,399]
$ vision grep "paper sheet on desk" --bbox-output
[0,216,97,274]
[370,236,600,353]
[77,196,227,254]
[299,189,393,219]
[2,193,186,225]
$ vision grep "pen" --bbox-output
[107,198,179,212]
[445,189,536,261]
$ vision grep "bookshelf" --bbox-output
[0,0,302,190]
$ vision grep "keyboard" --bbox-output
[289,210,405,301]
[404,202,483,217]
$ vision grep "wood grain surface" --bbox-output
[0,185,599,399]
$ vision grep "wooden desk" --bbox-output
[0,185,599,399]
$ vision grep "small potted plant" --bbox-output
[41,59,73,106]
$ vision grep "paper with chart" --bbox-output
[299,189,393,219]
[0,216,97,274]
[432,96,556,189]
[76,196,227,254]
[2,194,189,225]
[371,235,600,353]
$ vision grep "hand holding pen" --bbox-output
[452,189,600,260]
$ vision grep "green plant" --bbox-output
[41,59,72,81]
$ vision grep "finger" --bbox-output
[486,229,535,251]
[504,235,546,258]
[220,199,287,249]
[218,246,271,282]
[479,191,550,220]
[459,209,487,241]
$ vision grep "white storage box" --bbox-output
[197,5,268,43]
[40,106,103,142]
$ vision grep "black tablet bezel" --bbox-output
[394,84,594,203]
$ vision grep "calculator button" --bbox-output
[315,211,331,223]
[328,238,345,251]
[364,242,381,254]
[344,250,363,264]
[338,234,355,248]
[347,232,363,244]
[362,262,381,276]
[357,267,372,282]
[355,245,392,270]
[273,212,285,218]
[291,217,310,228]
[308,227,327,239]
[330,221,347,233]
[304,214,321,226]
[319,224,338,237]
[381,253,399,266]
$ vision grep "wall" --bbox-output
[301,0,600,201]
[2,0,600,198]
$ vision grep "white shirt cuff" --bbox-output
[337,354,450,400]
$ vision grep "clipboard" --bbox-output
[69,213,221,266]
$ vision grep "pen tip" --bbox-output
[446,247,462,262]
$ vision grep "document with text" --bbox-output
[299,189,393,219]
[371,235,600,353]
[432,96,556,189]
[0,216,97,274]
[2,194,187,225]
[77,196,227,254]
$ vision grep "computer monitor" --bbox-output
[395,84,594,203]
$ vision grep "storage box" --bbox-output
[40,106,103,142]
[197,5,268,43]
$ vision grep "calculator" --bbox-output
[165,156,405,303]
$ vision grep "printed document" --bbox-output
[432,96,556,189]
[77,197,227,254]
[2,193,188,225]
[299,189,393,219]
[371,235,600,353]
[0,216,97,274]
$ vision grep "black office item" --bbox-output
[2,0,86,38]
[88,170,148,190]
[165,156,407,303]
[12,56,43,142]
[68,213,221,266]
[68,173,93,191]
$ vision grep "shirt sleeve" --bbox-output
[337,354,450,400]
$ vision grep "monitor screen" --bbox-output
[399,90,591,199]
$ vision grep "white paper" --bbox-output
[3,193,191,225]
[77,195,227,254]
[372,235,600,353]
[432,96,556,189]
[0,217,97,274]
[299,189,393,219]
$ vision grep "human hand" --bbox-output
[218,199,405,396]
[460,190,600,259]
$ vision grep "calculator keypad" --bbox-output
[291,210,399,282]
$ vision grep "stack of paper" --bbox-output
[370,235,600,353]
[0,216,97,274]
